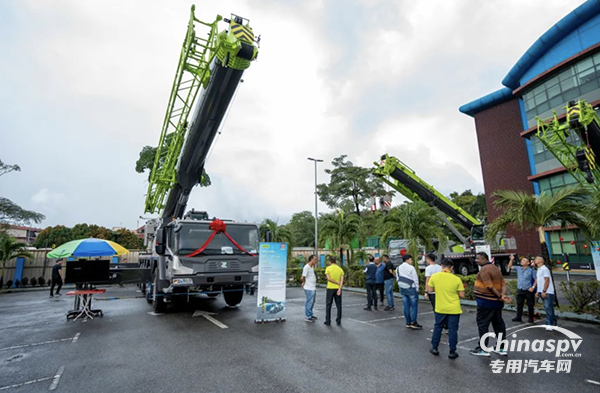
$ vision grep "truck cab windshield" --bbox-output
[176,223,259,255]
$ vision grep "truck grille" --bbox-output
[206,261,241,272]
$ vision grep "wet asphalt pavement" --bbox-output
[0,286,599,393]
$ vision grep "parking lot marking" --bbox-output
[0,337,75,352]
[72,333,81,343]
[364,311,434,323]
[48,366,65,391]
[0,321,54,331]
[192,310,229,329]
[425,338,471,351]
[457,323,529,345]
[0,377,52,391]
[347,318,377,327]
[586,379,600,386]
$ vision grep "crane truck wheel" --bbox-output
[457,262,470,277]
[223,285,244,307]
[152,275,168,313]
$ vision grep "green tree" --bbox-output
[71,223,93,239]
[382,201,448,276]
[88,225,112,240]
[486,186,590,261]
[260,219,292,243]
[33,225,73,249]
[449,189,487,222]
[317,155,390,217]
[0,233,34,286]
[135,145,211,187]
[319,211,360,264]
[112,228,143,249]
[286,211,316,247]
[588,190,600,239]
[0,159,45,225]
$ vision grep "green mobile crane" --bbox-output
[373,154,516,276]
[535,100,600,190]
[139,6,261,312]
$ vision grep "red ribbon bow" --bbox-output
[185,219,256,257]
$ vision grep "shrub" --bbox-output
[6,280,13,288]
[30,277,37,287]
[458,275,478,301]
[38,277,46,286]
[21,277,29,287]
[560,281,600,313]
[14,279,20,288]
[505,280,518,298]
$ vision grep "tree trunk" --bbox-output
[339,248,344,266]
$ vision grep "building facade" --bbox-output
[5,225,42,246]
[460,0,600,269]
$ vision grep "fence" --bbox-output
[0,249,145,283]
[289,248,387,267]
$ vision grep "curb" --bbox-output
[312,284,599,325]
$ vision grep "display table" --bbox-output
[66,289,106,321]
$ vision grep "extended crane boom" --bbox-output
[535,99,600,191]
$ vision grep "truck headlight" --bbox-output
[253,275,258,282]
[172,278,193,285]
[251,265,259,273]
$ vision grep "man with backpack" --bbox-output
[396,254,422,329]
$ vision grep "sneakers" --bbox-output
[528,319,535,324]
[470,348,490,357]
[448,351,459,359]
[443,328,449,335]
[49,295,54,298]
[324,322,331,326]
[336,321,341,326]
[374,306,378,311]
[310,316,318,320]
[304,318,315,323]
[363,307,372,311]
[409,323,423,330]
[383,306,391,311]
[511,317,522,322]
[429,348,439,356]
[55,293,62,296]
[493,349,508,356]
[546,326,554,331]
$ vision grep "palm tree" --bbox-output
[485,185,590,261]
[319,211,360,265]
[588,189,600,240]
[382,201,448,274]
[260,219,292,243]
[0,234,34,287]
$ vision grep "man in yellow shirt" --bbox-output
[324,256,344,326]
[426,259,465,359]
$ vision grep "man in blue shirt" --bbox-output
[508,254,537,323]
[375,257,386,305]
[363,256,378,311]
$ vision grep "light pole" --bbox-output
[307,157,323,262]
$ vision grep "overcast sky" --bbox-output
[0,0,587,230]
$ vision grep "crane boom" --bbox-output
[373,154,482,237]
[145,6,259,220]
[535,99,600,191]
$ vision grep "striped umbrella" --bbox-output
[47,238,128,258]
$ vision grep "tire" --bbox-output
[146,282,152,304]
[152,275,167,313]
[207,293,219,298]
[499,259,510,276]
[223,285,244,307]
[457,262,470,277]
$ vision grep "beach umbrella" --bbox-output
[47,238,128,258]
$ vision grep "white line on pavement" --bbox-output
[48,366,65,391]
[586,379,600,386]
[148,311,163,316]
[0,337,75,352]
[426,338,471,351]
[457,323,529,345]
[192,310,228,329]
[364,311,434,323]
[72,333,81,343]
[0,377,52,391]
[347,318,377,327]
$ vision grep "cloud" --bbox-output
[0,0,588,229]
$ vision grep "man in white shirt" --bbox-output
[396,254,422,329]
[302,255,318,323]
[535,256,556,330]
[424,253,446,333]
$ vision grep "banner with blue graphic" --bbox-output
[592,241,600,281]
[255,242,287,323]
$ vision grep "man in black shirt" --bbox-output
[382,254,395,311]
[50,260,63,297]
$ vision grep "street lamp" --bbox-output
[307,157,323,262]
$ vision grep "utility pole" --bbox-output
[307,157,323,263]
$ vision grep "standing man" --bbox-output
[508,254,536,323]
[375,257,385,305]
[50,259,63,297]
[364,256,378,311]
[424,253,446,333]
[325,256,344,326]
[302,255,318,323]
[535,256,557,330]
[470,252,510,357]
[396,254,422,329]
[382,254,395,311]
[427,259,464,359]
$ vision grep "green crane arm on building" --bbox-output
[145,6,259,215]
[535,99,600,192]
[373,154,483,245]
